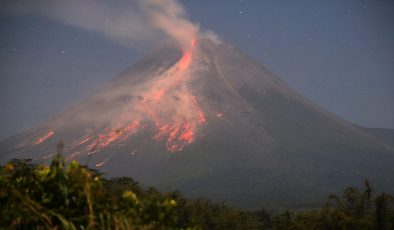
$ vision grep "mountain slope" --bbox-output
[1,39,393,208]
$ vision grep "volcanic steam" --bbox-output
[13,0,213,165]
[31,38,207,169]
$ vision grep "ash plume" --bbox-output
[138,0,198,51]
[0,0,221,153]
[0,0,214,50]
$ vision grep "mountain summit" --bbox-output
[1,39,394,208]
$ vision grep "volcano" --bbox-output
[1,39,394,208]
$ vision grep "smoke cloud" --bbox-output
[1,0,203,51]
[1,0,222,154]
[138,0,199,51]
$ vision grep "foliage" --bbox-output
[266,180,394,230]
[1,155,394,229]
[0,155,180,229]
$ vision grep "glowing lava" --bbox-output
[66,38,206,159]
[34,131,54,145]
[86,121,140,153]
[178,51,192,70]
[178,39,196,70]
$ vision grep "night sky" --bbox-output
[0,0,393,140]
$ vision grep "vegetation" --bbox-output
[1,155,393,229]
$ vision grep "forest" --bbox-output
[1,154,393,229]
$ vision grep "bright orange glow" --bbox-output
[35,131,54,145]
[71,38,205,155]
[178,39,196,70]
[191,38,196,47]
[85,120,140,152]
[152,89,166,102]
[72,136,93,149]
[178,51,192,70]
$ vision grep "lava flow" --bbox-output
[63,38,206,160]
[138,38,205,152]
[34,130,55,145]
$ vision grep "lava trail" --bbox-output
[44,38,208,164]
